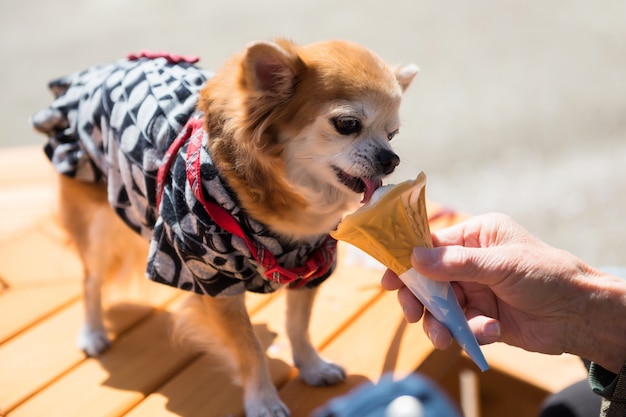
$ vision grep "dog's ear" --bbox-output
[243,40,303,94]
[394,64,420,92]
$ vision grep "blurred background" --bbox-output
[1,0,625,268]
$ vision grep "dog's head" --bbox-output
[200,39,418,237]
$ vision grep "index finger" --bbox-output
[431,213,517,249]
[381,268,405,291]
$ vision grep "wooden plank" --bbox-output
[0,283,80,343]
[310,256,386,348]
[0,146,58,237]
[279,291,461,417]
[8,304,197,417]
[125,252,384,417]
[480,343,588,393]
[6,290,270,417]
[0,146,55,185]
[0,221,82,289]
[255,257,386,366]
[319,291,439,379]
[122,294,305,417]
[0,185,57,238]
[120,345,293,417]
[0,301,86,415]
[0,288,180,415]
[438,355,549,417]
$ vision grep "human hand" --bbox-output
[381,213,600,357]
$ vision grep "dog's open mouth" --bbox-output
[333,167,382,204]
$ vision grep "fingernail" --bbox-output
[483,321,501,339]
[413,247,438,265]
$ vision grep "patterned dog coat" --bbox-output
[32,53,336,297]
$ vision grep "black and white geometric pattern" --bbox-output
[32,56,335,297]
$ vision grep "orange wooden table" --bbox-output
[0,146,586,417]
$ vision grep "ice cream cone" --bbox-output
[331,172,489,371]
[331,172,431,276]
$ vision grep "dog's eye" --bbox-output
[332,117,362,136]
[387,129,399,141]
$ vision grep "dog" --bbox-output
[31,39,417,416]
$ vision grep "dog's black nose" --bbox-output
[378,149,400,175]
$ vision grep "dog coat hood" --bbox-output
[32,54,336,296]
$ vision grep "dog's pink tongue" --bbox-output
[361,178,383,204]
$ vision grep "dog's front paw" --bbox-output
[77,324,111,356]
[245,397,290,417]
[298,357,346,386]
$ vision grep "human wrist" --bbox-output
[570,269,626,374]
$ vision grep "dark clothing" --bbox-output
[32,54,335,297]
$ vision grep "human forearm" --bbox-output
[572,271,626,374]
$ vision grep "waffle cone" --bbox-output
[331,172,432,275]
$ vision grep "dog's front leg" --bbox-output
[178,294,289,417]
[286,287,346,386]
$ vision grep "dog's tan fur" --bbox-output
[200,39,416,238]
[58,39,417,416]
